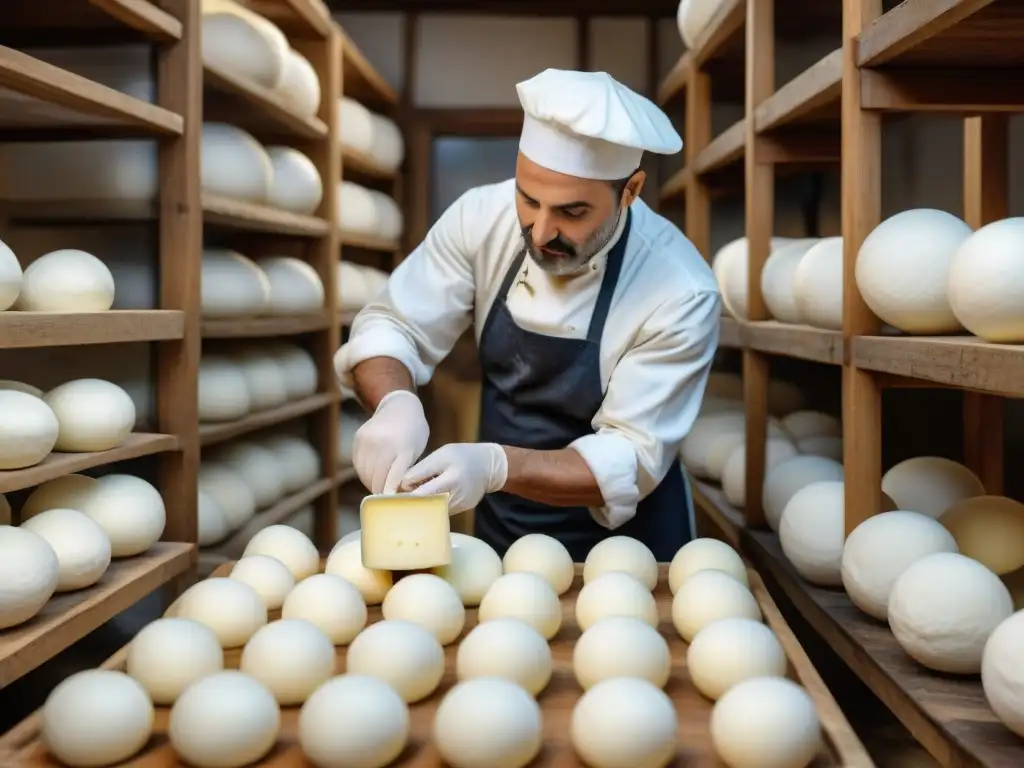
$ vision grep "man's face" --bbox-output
[514,153,636,277]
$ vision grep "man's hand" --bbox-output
[400,443,508,514]
[352,390,430,494]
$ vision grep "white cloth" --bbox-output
[335,178,721,529]
[517,69,683,180]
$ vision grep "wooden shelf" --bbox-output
[243,0,333,39]
[199,392,336,447]
[742,321,844,365]
[342,146,397,180]
[338,26,398,105]
[0,46,182,137]
[690,0,746,66]
[340,229,400,251]
[202,194,330,237]
[659,166,691,203]
[755,49,843,132]
[657,52,691,105]
[0,542,194,688]
[202,313,331,338]
[0,310,184,349]
[86,0,183,41]
[693,119,746,175]
[0,433,180,494]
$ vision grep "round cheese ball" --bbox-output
[198,355,251,422]
[763,455,844,532]
[571,677,677,768]
[841,510,959,620]
[213,440,285,508]
[346,619,444,703]
[21,508,111,592]
[169,671,280,768]
[0,525,59,628]
[257,256,325,315]
[42,670,153,768]
[125,618,224,705]
[668,537,747,595]
[855,208,971,334]
[324,539,392,604]
[242,524,319,582]
[479,571,562,639]
[573,616,670,691]
[198,489,230,546]
[711,677,822,768]
[583,536,658,590]
[433,533,503,606]
[265,341,318,398]
[240,619,336,705]
[793,237,844,331]
[299,675,409,768]
[199,462,256,531]
[947,217,1024,342]
[200,249,270,318]
[0,390,59,470]
[882,456,984,519]
[671,569,761,642]
[43,379,135,452]
[201,122,273,202]
[282,572,367,645]
[939,495,1024,576]
[688,617,787,700]
[434,677,543,768]
[761,239,818,323]
[78,474,166,557]
[982,611,1024,738]
[382,573,466,645]
[259,434,320,494]
[457,618,553,696]
[230,555,295,610]
[502,533,574,595]
[575,571,658,632]
[266,147,323,215]
[889,551,1013,674]
[0,236,21,311]
[680,412,746,479]
[174,577,268,649]
[722,438,799,508]
[18,249,115,312]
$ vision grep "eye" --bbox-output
[561,208,587,219]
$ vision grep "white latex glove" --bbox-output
[400,443,508,514]
[352,390,430,494]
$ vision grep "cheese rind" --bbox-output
[360,493,452,570]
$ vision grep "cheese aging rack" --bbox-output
[0,0,402,695]
[658,0,1024,765]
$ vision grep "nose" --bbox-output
[531,210,558,247]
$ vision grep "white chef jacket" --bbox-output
[336,178,721,529]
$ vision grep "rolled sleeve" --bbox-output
[577,289,721,528]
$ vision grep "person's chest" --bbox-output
[503,254,606,340]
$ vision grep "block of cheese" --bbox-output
[360,493,452,570]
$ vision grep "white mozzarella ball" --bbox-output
[571,677,677,768]
[982,611,1024,738]
[78,474,165,557]
[0,390,59,469]
[257,256,325,314]
[479,571,562,639]
[198,355,251,422]
[680,411,746,479]
[842,510,958,620]
[889,552,1013,674]
[882,456,984,519]
[198,488,231,545]
[20,474,99,523]
[583,535,658,590]
[169,671,280,768]
[276,48,321,116]
[281,572,367,645]
[199,462,256,531]
[200,7,288,89]
[228,351,288,412]
[0,525,59,629]
[43,379,135,452]
[763,455,844,532]
[346,619,444,703]
[174,577,268,648]
[502,533,574,595]
[17,249,115,312]
[324,539,392,604]
[242,524,319,581]
[779,481,850,586]
[299,675,409,768]
[433,533,503,606]
[258,434,320,494]
[668,537,747,595]
[200,249,270,318]
[126,618,224,705]
[337,97,375,153]
[948,218,1024,341]
[760,239,818,323]
[265,341,318,398]
[42,670,153,768]
[201,122,273,202]
[573,616,670,691]
[457,618,552,696]
[212,441,285,508]
[575,571,658,631]
[688,617,787,700]
[434,677,543,768]
[230,555,296,610]
[793,236,844,331]
[671,569,761,642]
[240,619,336,705]
[21,508,111,592]
[0,237,21,311]
[0,379,42,397]
[266,146,323,214]
[722,438,799,508]
[382,573,465,645]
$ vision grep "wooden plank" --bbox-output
[0,543,194,688]
[199,393,336,447]
[693,118,745,175]
[860,68,1024,112]
[202,194,329,236]
[342,146,398,180]
[742,321,844,365]
[691,0,746,66]
[340,230,401,251]
[201,313,331,338]
[329,0,680,15]
[658,166,690,202]
[0,310,183,349]
[245,0,333,39]
[0,434,180,494]
[657,52,690,105]
[857,0,1000,67]
[690,480,744,549]
[86,0,182,41]
[0,46,182,135]
[338,26,398,105]
[755,49,843,132]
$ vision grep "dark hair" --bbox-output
[609,168,641,198]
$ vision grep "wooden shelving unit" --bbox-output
[661,1,1024,765]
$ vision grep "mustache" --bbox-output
[521,225,576,258]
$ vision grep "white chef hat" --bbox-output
[516,69,683,181]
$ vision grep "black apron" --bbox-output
[474,212,693,562]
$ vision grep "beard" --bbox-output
[522,209,622,276]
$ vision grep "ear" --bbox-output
[620,170,647,208]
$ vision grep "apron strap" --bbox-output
[586,209,631,343]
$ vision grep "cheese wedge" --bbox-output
[360,492,452,570]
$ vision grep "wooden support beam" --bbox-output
[862,68,1024,113]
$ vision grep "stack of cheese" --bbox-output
[337,97,405,173]
[197,432,321,549]
[338,261,389,315]
[198,342,318,424]
[201,249,325,318]
[337,181,404,244]
[0,472,167,632]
